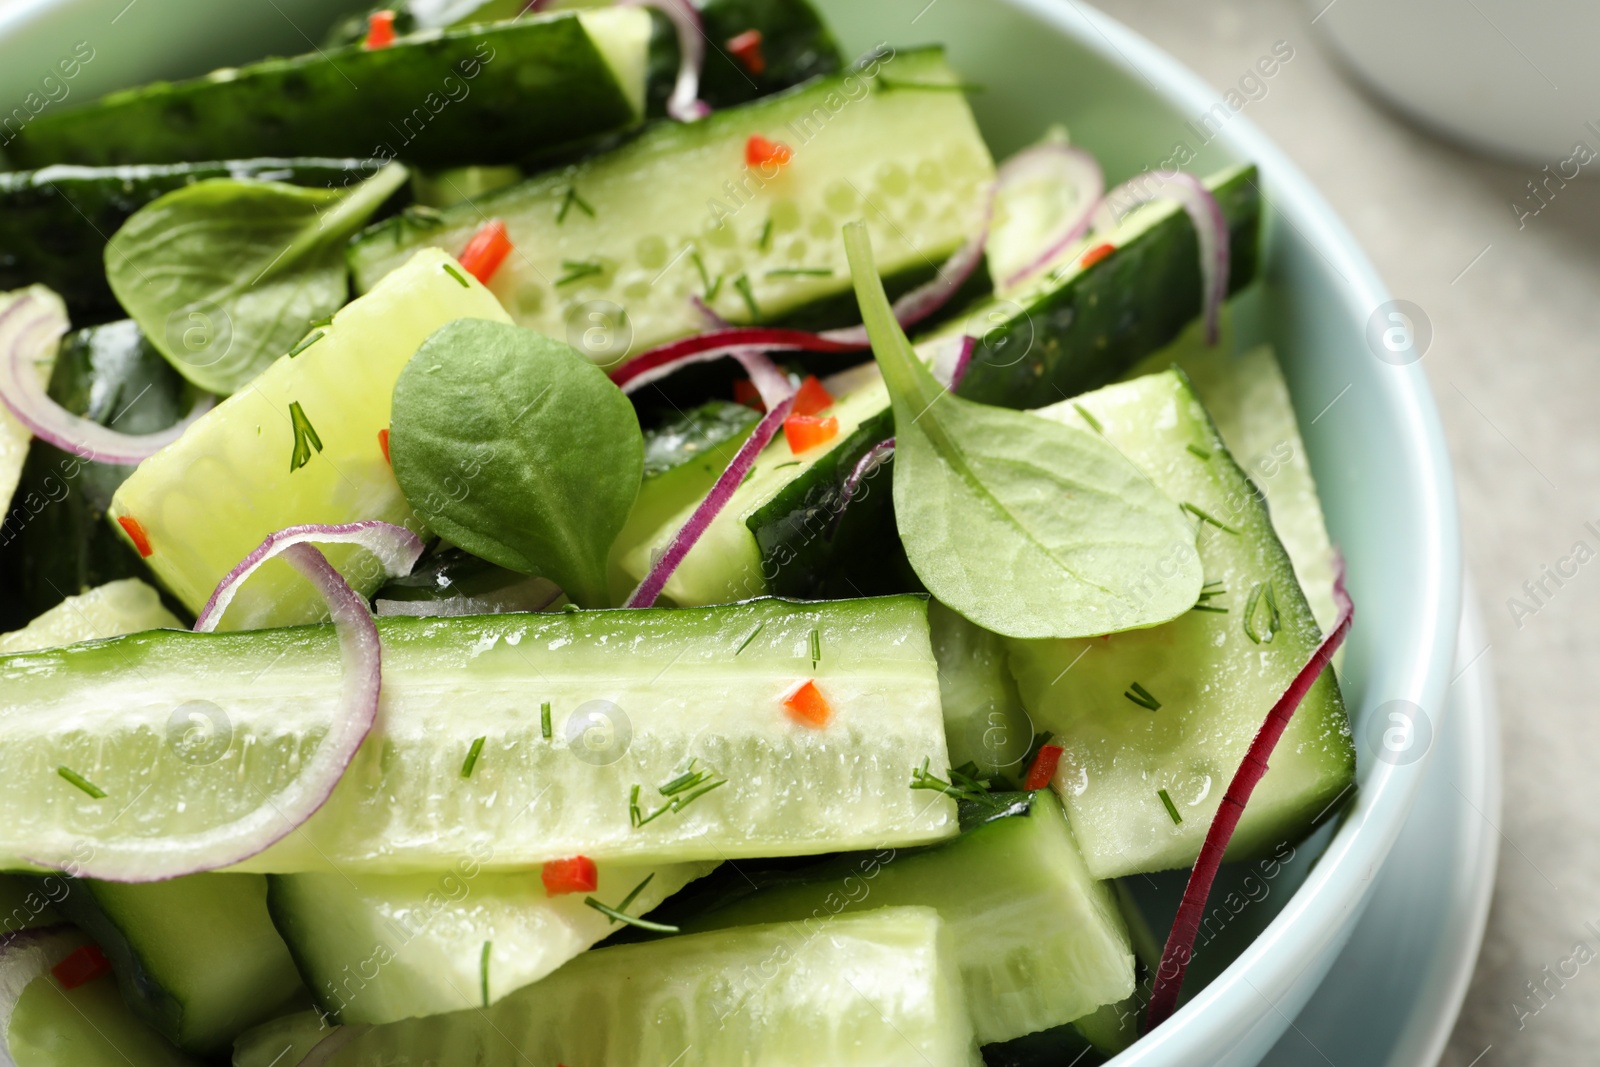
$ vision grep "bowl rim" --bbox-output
[995,0,1463,1059]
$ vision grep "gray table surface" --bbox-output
[1090,0,1598,1063]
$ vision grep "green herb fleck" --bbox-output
[758,217,773,250]
[1243,581,1281,644]
[460,736,486,778]
[1193,579,1228,614]
[690,249,713,292]
[770,460,801,469]
[612,872,654,919]
[288,401,324,473]
[631,759,727,828]
[1186,443,1212,460]
[735,621,765,656]
[57,766,105,799]
[556,259,604,287]
[809,628,821,670]
[1124,681,1161,711]
[1158,788,1183,824]
[442,263,470,288]
[540,701,552,739]
[909,757,993,803]
[287,329,325,359]
[1073,403,1104,434]
[583,892,681,933]
[556,185,594,224]
[479,941,491,1007]
[765,267,833,278]
[733,273,760,320]
[1181,501,1239,535]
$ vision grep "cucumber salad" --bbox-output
[0,2,1357,1065]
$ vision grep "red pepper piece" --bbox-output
[363,10,397,50]
[1023,744,1064,791]
[791,375,833,417]
[745,135,792,170]
[733,379,766,411]
[378,428,391,464]
[1079,242,1116,269]
[52,945,111,990]
[783,414,837,453]
[784,679,831,728]
[726,29,766,75]
[117,516,153,558]
[458,219,513,284]
[541,856,598,896]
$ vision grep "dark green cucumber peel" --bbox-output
[7,16,637,169]
[651,0,842,114]
[0,320,191,622]
[0,159,395,324]
[642,399,761,478]
[751,165,1260,600]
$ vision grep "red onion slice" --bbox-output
[193,521,426,632]
[618,0,710,121]
[993,142,1105,290]
[625,393,796,608]
[0,926,91,1067]
[1145,556,1354,1029]
[611,328,861,394]
[0,289,213,466]
[1094,171,1229,345]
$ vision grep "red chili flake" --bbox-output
[745,135,792,170]
[783,414,837,453]
[726,29,766,75]
[732,379,766,411]
[783,679,831,728]
[51,944,111,990]
[458,219,513,284]
[541,856,598,896]
[363,10,397,50]
[1023,744,1064,791]
[791,375,833,417]
[117,516,152,558]
[1079,242,1116,269]
[378,428,391,465]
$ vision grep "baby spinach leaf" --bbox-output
[841,221,1203,639]
[389,318,643,609]
[105,162,407,396]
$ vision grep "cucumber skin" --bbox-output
[667,0,843,113]
[0,320,189,626]
[749,166,1260,601]
[0,159,391,323]
[6,17,637,169]
[41,874,304,1055]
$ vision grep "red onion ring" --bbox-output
[193,521,426,632]
[618,0,710,121]
[611,327,861,394]
[1145,555,1354,1029]
[0,289,213,466]
[0,926,90,1067]
[625,392,796,608]
[1094,171,1229,345]
[994,142,1105,290]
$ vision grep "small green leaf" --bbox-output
[389,319,642,608]
[842,221,1202,638]
[106,163,408,395]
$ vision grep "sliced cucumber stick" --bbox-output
[246,908,980,1067]
[1007,370,1354,879]
[678,792,1133,1044]
[269,859,715,1024]
[348,47,994,355]
[0,596,957,873]
[108,248,510,630]
[928,599,1036,777]
[7,10,650,168]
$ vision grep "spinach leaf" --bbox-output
[389,319,643,609]
[841,221,1202,639]
[105,162,407,396]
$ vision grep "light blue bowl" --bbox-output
[0,2,1462,1063]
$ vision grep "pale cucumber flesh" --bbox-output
[242,908,981,1067]
[268,858,716,1024]
[9,969,197,1067]
[677,792,1134,1044]
[108,248,511,630]
[0,596,956,873]
[0,579,180,654]
[1007,370,1354,879]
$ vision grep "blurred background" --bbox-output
[1089,0,1599,1063]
